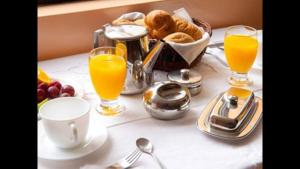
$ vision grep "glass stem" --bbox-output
[231,72,249,82]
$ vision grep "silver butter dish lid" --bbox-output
[197,87,263,141]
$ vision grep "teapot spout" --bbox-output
[142,40,165,86]
[143,40,165,73]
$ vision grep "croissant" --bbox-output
[172,16,202,40]
[112,18,136,25]
[134,18,146,27]
[144,10,176,39]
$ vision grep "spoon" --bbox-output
[136,138,167,169]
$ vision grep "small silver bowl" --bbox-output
[143,81,191,120]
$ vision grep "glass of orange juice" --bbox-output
[89,47,126,116]
[224,25,258,87]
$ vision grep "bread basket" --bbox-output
[149,18,212,71]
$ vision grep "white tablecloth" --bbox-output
[38,28,262,169]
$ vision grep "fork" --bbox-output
[106,149,142,169]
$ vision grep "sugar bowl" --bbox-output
[167,69,202,96]
[143,81,191,120]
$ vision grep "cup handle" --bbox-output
[69,122,78,143]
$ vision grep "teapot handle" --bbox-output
[93,28,104,48]
[93,24,113,48]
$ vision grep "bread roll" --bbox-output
[172,16,202,40]
[112,18,136,25]
[164,32,195,43]
[145,10,176,39]
[134,18,146,26]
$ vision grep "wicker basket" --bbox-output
[149,18,212,72]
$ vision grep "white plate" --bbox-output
[38,119,108,160]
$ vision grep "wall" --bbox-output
[38,0,262,60]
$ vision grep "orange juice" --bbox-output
[224,35,258,73]
[89,54,126,100]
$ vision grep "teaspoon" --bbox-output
[136,138,167,169]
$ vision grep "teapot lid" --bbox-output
[104,24,148,40]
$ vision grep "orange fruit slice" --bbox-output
[38,67,51,83]
[116,42,127,61]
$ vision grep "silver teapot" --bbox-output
[93,24,165,94]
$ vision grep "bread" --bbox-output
[113,18,146,27]
[112,18,136,25]
[134,18,146,26]
[164,32,195,43]
[145,10,176,39]
[172,16,202,40]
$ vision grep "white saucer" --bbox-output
[38,120,108,160]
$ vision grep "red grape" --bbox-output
[38,82,49,91]
[49,81,62,90]
[61,85,75,96]
[60,93,71,97]
[37,89,46,102]
[48,86,60,98]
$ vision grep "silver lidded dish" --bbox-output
[167,69,202,96]
[143,81,191,120]
[197,87,263,141]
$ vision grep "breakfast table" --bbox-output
[38,27,262,169]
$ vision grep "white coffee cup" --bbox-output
[39,97,90,149]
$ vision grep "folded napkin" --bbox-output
[115,12,145,21]
[173,8,193,23]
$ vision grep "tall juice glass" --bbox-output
[89,47,126,116]
[224,25,258,87]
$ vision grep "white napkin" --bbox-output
[116,12,145,21]
[173,8,193,23]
